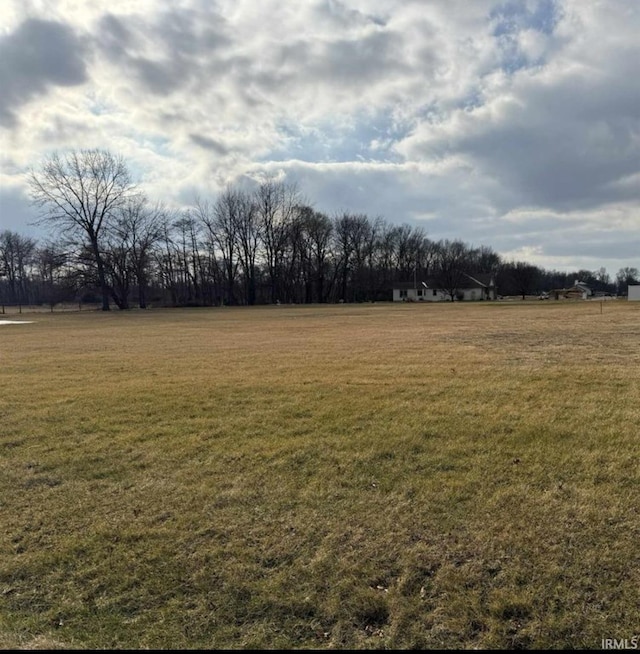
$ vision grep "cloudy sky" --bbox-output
[1,0,638,274]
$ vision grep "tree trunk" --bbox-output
[92,244,110,311]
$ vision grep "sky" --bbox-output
[0,0,638,275]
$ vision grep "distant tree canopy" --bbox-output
[2,148,623,310]
[615,267,639,296]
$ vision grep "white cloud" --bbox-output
[0,0,638,274]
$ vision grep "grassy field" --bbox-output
[1,300,639,650]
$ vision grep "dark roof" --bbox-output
[464,273,495,288]
[393,273,495,291]
[393,282,422,290]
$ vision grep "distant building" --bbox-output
[628,285,640,301]
[393,282,446,302]
[392,273,497,302]
[550,280,592,300]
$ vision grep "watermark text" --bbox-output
[602,637,639,650]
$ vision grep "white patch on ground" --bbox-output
[0,320,34,325]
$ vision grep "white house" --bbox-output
[392,283,447,302]
[550,280,592,300]
[628,285,640,301]
[572,281,592,299]
[392,273,497,302]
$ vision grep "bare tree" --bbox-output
[391,224,416,280]
[197,189,242,306]
[233,192,261,305]
[102,228,133,309]
[282,206,317,303]
[433,239,472,301]
[616,267,639,296]
[471,245,501,274]
[254,178,301,303]
[155,215,180,306]
[28,149,136,310]
[295,207,333,303]
[173,212,205,306]
[111,197,164,308]
[35,241,73,310]
[333,213,358,302]
[0,230,36,308]
[375,222,400,291]
[305,209,333,303]
[501,260,542,299]
[349,214,377,302]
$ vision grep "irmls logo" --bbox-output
[602,637,639,650]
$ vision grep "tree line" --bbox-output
[0,149,636,310]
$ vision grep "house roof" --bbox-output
[464,273,495,288]
[551,286,589,296]
[393,279,444,290]
[393,282,423,290]
[552,284,590,293]
[393,272,496,291]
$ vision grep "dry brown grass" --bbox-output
[1,300,639,649]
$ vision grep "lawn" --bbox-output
[1,300,639,649]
